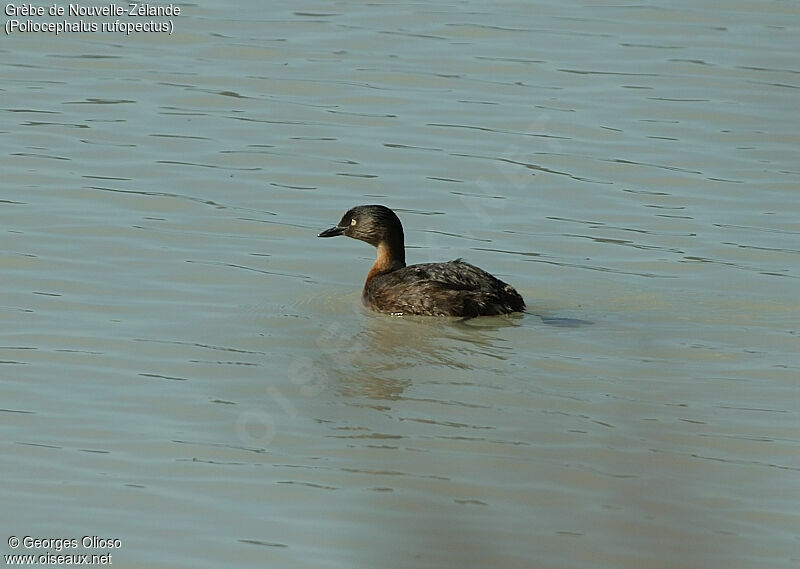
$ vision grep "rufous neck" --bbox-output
[366,240,405,280]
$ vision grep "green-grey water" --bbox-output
[2,1,799,568]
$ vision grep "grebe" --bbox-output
[318,205,525,317]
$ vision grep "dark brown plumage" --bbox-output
[318,205,525,317]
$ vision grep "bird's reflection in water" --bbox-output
[315,311,524,401]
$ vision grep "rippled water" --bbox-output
[2,1,799,568]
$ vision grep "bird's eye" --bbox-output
[350,218,357,226]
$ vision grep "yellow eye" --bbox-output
[350,218,357,226]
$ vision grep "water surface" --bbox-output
[2,1,799,568]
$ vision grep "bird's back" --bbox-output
[363,259,525,317]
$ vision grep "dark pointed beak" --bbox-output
[318,225,346,238]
